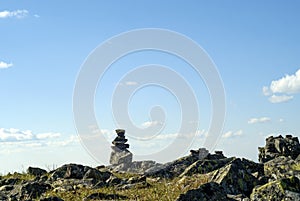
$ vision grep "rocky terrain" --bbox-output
[0,133,299,201]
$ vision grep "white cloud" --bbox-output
[0,128,33,141]
[0,61,13,69]
[268,94,293,103]
[45,135,79,147]
[0,10,28,19]
[118,81,139,86]
[125,81,138,86]
[270,69,300,94]
[248,117,271,124]
[141,120,162,128]
[0,128,63,142]
[36,132,61,140]
[263,69,300,103]
[279,118,284,123]
[222,130,243,138]
[0,128,81,155]
[262,86,271,96]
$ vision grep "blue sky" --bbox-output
[0,1,300,173]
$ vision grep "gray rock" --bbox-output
[211,158,258,196]
[259,135,300,163]
[10,181,51,200]
[250,176,300,200]
[109,160,162,174]
[0,185,14,191]
[110,148,133,165]
[50,164,87,180]
[176,182,230,201]
[227,194,250,201]
[263,156,300,180]
[106,176,124,186]
[180,157,235,176]
[27,166,47,177]
[145,155,201,179]
[83,168,111,182]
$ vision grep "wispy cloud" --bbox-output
[0,127,79,152]
[141,120,162,128]
[268,94,293,103]
[248,117,271,124]
[36,132,61,140]
[0,61,13,69]
[125,81,138,86]
[0,9,29,19]
[222,130,243,138]
[118,81,139,86]
[263,69,300,103]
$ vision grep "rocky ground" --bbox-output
[0,134,300,201]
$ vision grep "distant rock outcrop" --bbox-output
[258,134,300,163]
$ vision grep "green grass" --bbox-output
[41,173,209,200]
[1,172,35,182]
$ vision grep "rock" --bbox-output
[180,157,235,176]
[83,168,111,182]
[10,181,51,200]
[110,148,133,165]
[52,178,95,192]
[83,192,128,201]
[263,156,300,181]
[106,176,124,186]
[0,185,14,191]
[127,175,146,184]
[0,193,8,201]
[145,154,201,179]
[110,160,163,174]
[50,164,87,180]
[40,196,64,201]
[176,182,229,201]
[259,135,300,163]
[211,158,258,196]
[227,194,250,201]
[190,148,209,159]
[0,178,20,186]
[27,166,47,177]
[250,176,300,200]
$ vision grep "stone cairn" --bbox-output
[190,148,225,160]
[258,134,300,163]
[110,129,133,167]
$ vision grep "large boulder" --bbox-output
[9,181,51,200]
[210,158,258,196]
[110,148,133,165]
[145,155,201,179]
[27,167,47,177]
[264,156,300,180]
[83,168,111,182]
[50,164,88,180]
[259,135,300,163]
[250,176,300,200]
[176,182,229,201]
[180,157,235,176]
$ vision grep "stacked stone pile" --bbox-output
[109,129,133,166]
